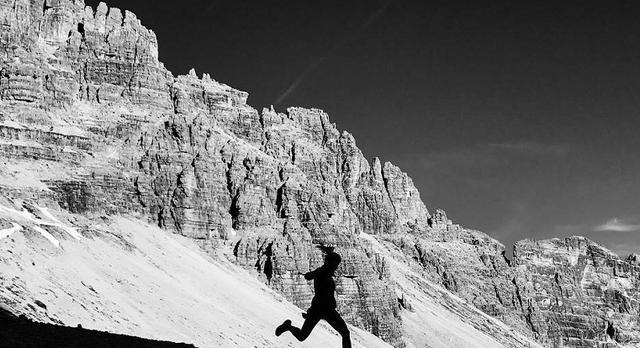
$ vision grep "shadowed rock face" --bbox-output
[1,1,639,348]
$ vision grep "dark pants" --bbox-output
[288,309,352,348]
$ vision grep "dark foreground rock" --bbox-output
[0,309,195,348]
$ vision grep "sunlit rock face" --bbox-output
[0,0,170,108]
[0,1,412,344]
[1,1,640,348]
[388,217,640,347]
[510,237,640,347]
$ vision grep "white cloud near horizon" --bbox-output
[594,218,640,233]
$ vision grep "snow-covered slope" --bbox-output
[0,201,389,347]
[359,233,543,348]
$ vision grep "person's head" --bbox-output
[324,252,341,273]
[317,245,341,272]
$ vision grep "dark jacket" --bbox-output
[305,265,337,313]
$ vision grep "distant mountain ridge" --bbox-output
[0,1,638,347]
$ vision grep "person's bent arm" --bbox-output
[304,266,324,280]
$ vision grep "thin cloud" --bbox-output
[594,218,640,233]
[273,57,326,106]
[272,0,394,106]
[407,141,571,170]
[487,142,571,156]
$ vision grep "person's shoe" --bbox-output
[275,320,291,336]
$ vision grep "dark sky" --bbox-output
[86,0,640,257]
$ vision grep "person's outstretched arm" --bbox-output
[304,266,324,280]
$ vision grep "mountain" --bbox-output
[0,1,638,347]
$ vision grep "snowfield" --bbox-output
[0,200,542,347]
[0,206,389,347]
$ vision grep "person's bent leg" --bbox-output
[275,319,292,336]
[289,316,320,342]
[325,311,351,348]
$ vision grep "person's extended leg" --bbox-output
[286,316,320,342]
[325,311,351,348]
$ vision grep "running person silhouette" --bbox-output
[275,246,352,348]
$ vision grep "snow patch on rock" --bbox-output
[32,225,60,248]
[0,222,22,240]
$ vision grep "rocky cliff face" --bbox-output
[0,0,416,345]
[0,1,638,347]
[512,237,640,347]
[385,219,640,347]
